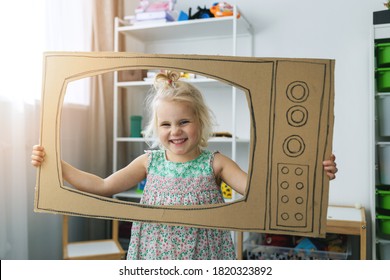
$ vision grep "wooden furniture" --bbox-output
[62,216,126,260]
[326,205,367,260]
[237,205,367,260]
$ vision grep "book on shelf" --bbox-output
[124,10,176,26]
[135,11,167,21]
[132,19,168,26]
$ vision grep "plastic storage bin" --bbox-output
[245,234,350,260]
[378,143,390,185]
[376,68,390,92]
[377,95,390,136]
[378,242,390,259]
[376,43,390,67]
[377,215,390,235]
[246,242,350,260]
[130,115,142,137]
[377,190,390,210]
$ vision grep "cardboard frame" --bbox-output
[34,52,334,237]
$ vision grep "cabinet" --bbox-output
[370,15,390,260]
[239,205,366,260]
[112,6,253,202]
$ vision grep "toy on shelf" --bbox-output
[136,179,147,194]
[178,6,214,21]
[210,2,240,18]
[221,181,232,199]
[189,6,214,19]
[263,234,293,247]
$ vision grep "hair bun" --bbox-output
[154,70,181,89]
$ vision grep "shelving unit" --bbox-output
[370,15,390,259]
[112,6,253,203]
[239,205,366,260]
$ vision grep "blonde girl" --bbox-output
[31,70,337,259]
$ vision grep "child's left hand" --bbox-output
[323,154,338,180]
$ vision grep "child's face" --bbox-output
[156,100,201,162]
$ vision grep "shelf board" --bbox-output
[114,189,142,200]
[377,141,390,146]
[118,16,252,42]
[115,137,250,143]
[376,92,390,97]
[116,78,226,88]
[114,190,241,202]
[375,23,390,39]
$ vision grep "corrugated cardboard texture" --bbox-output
[34,52,334,237]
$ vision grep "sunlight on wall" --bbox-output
[0,1,46,103]
[0,0,92,105]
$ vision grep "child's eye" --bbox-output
[179,120,189,126]
[160,123,170,127]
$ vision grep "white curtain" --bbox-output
[0,0,92,259]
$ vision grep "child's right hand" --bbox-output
[31,145,45,167]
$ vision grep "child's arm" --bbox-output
[212,153,338,196]
[31,145,147,197]
[213,153,247,196]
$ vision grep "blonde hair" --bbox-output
[144,70,215,149]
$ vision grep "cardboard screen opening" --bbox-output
[35,52,334,237]
[61,70,250,203]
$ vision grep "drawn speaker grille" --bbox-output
[277,163,309,227]
[269,60,327,233]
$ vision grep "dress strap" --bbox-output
[144,150,155,171]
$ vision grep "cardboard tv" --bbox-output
[34,52,335,237]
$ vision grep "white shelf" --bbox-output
[114,188,143,200]
[116,137,249,142]
[374,23,390,40]
[113,5,253,202]
[376,92,390,97]
[116,78,226,88]
[117,15,252,42]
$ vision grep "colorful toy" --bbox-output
[221,181,232,199]
[263,234,293,247]
[210,2,240,18]
[189,6,214,20]
[295,238,317,251]
[136,179,147,193]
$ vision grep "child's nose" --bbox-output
[171,125,181,135]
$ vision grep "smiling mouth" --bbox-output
[169,138,187,144]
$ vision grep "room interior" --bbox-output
[0,0,389,260]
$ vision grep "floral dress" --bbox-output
[127,149,236,260]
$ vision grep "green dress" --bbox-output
[127,149,236,260]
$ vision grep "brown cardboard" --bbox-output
[34,52,334,237]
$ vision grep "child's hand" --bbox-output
[31,145,45,167]
[323,154,337,180]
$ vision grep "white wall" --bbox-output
[173,0,383,209]
[171,0,386,258]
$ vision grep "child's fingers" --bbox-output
[31,145,45,167]
[33,144,44,151]
[322,154,337,180]
[31,154,44,165]
[32,149,45,158]
[327,171,336,180]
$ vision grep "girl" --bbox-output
[31,70,338,260]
